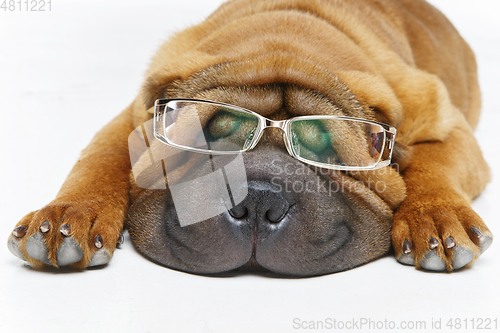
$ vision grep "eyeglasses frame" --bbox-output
[153,98,397,171]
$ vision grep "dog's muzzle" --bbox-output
[127,148,393,277]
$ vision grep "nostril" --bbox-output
[227,181,294,224]
[265,210,281,223]
[229,206,248,219]
[265,203,294,223]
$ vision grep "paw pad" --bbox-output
[420,251,446,271]
[451,246,474,270]
[88,249,111,267]
[56,237,84,266]
[7,237,26,261]
[470,226,493,254]
[25,233,51,265]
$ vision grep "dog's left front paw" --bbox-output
[392,202,493,272]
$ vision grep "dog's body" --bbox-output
[8,0,492,275]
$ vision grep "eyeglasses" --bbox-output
[153,99,396,171]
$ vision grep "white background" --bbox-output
[0,1,499,332]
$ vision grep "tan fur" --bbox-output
[10,0,491,272]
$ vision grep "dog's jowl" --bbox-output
[8,0,492,276]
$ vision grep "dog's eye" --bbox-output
[291,120,329,153]
[207,111,243,139]
[205,109,258,144]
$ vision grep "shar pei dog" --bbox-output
[8,0,493,276]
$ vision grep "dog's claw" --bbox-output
[94,235,103,249]
[88,249,111,267]
[451,245,474,270]
[420,250,446,271]
[13,226,27,238]
[60,224,71,237]
[403,239,411,254]
[429,237,439,249]
[40,221,51,233]
[444,237,455,249]
[7,237,26,261]
[117,232,124,245]
[468,226,493,254]
[56,237,84,266]
[397,240,415,265]
[470,226,482,238]
[25,233,51,265]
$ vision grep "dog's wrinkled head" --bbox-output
[126,0,414,276]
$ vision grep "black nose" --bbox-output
[228,181,294,224]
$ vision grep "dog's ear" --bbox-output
[391,142,414,172]
[336,47,468,147]
[336,71,404,128]
[141,74,180,109]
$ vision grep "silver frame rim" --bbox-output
[153,98,397,171]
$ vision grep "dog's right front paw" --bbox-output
[8,202,124,270]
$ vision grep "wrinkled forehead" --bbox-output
[161,81,376,122]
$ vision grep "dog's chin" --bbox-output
[127,149,394,277]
